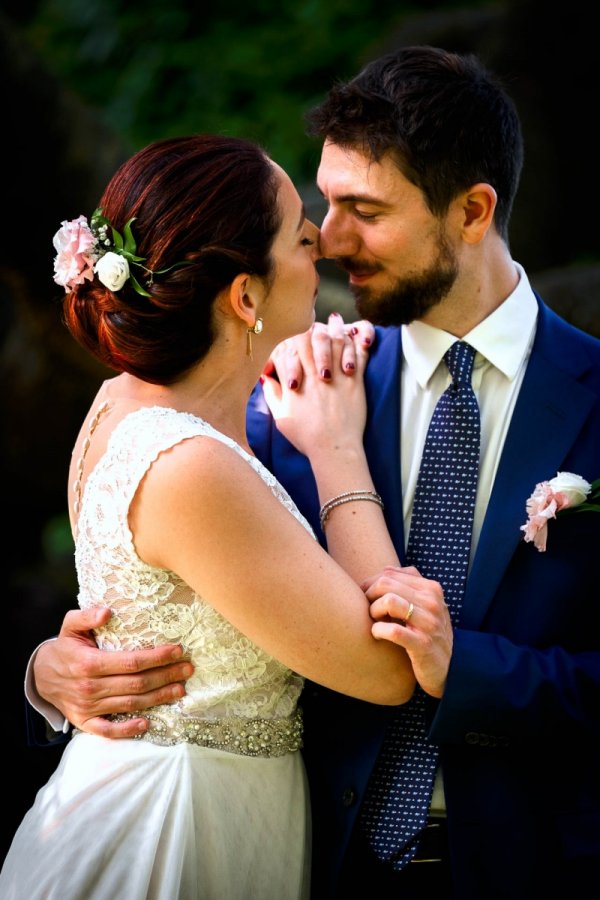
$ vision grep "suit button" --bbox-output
[341,788,356,807]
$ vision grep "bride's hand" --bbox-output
[262,313,375,390]
[261,313,370,459]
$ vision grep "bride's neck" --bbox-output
[108,360,255,448]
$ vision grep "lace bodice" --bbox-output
[76,405,315,724]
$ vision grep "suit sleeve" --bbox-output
[24,640,71,746]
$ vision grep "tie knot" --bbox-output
[444,341,476,384]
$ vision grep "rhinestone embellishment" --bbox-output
[108,710,303,758]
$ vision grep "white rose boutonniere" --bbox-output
[520,471,600,552]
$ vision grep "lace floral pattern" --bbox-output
[76,406,313,722]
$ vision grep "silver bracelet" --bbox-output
[319,490,384,531]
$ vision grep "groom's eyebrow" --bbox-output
[317,187,391,207]
[337,192,391,206]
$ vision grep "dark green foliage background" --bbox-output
[24,0,489,181]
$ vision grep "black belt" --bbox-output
[410,816,449,864]
[337,816,452,896]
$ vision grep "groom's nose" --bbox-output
[319,208,361,260]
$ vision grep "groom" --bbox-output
[26,47,600,898]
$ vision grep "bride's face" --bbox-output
[261,164,321,343]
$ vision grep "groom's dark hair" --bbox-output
[306,45,523,243]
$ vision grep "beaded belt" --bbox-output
[107,709,303,758]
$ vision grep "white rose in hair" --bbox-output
[95,252,130,291]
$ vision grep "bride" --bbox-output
[0,134,431,899]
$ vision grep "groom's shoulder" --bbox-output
[367,324,402,369]
[537,295,600,353]
[372,325,402,353]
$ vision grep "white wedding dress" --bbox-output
[0,406,314,899]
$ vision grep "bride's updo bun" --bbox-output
[60,135,281,384]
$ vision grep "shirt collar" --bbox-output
[402,261,538,388]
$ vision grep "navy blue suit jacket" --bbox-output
[246,297,600,898]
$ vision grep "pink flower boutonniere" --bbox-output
[521,471,600,552]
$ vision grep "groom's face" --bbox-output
[316,140,459,326]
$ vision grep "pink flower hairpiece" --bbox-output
[520,471,600,552]
[52,208,189,298]
[52,215,97,292]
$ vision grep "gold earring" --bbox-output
[246,317,264,360]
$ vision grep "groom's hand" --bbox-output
[34,608,194,738]
[363,566,452,699]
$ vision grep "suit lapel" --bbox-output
[363,327,407,560]
[462,301,597,628]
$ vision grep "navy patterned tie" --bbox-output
[361,340,480,868]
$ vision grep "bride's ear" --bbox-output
[226,273,261,329]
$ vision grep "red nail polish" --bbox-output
[259,375,265,384]
[321,368,332,379]
[345,362,355,371]
[363,337,372,346]
[350,326,359,335]
[288,378,299,390]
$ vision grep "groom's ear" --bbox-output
[459,183,497,244]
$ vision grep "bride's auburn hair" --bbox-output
[62,134,281,384]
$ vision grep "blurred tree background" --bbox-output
[23,0,436,182]
[1,0,598,862]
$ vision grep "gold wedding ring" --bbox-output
[404,602,414,624]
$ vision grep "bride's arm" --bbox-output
[134,431,415,706]
[262,314,398,583]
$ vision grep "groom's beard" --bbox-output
[341,233,459,327]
